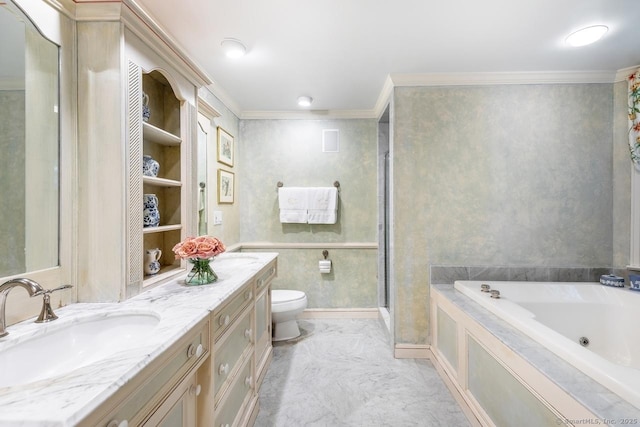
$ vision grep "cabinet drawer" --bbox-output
[213,285,253,340]
[214,356,254,427]
[96,319,210,427]
[255,261,276,293]
[214,308,253,401]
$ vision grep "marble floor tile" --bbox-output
[255,319,470,427]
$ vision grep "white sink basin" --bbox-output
[213,254,260,269]
[0,311,160,388]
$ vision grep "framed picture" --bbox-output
[217,126,234,167]
[218,169,234,204]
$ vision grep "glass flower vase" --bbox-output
[186,258,218,286]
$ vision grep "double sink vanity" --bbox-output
[0,252,277,427]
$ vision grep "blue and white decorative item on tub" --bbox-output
[143,155,159,177]
[144,248,162,275]
[628,273,640,291]
[599,274,624,287]
[143,193,160,227]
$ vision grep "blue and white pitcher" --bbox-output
[143,194,160,227]
[144,248,162,275]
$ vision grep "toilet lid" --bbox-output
[272,290,306,304]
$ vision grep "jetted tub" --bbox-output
[454,280,640,409]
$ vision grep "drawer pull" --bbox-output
[107,420,128,427]
[189,384,202,397]
[244,328,252,341]
[218,363,229,376]
[187,343,203,358]
[220,424,230,427]
[245,290,253,300]
[219,314,230,326]
[245,375,253,388]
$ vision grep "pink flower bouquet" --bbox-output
[172,235,226,260]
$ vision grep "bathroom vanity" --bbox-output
[0,252,277,426]
[0,2,278,425]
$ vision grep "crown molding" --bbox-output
[197,97,221,119]
[372,75,394,120]
[204,82,242,119]
[74,0,212,88]
[240,109,378,120]
[235,69,630,120]
[389,70,617,87]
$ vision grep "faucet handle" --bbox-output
[35,285,72,323]
[33,284,72,297]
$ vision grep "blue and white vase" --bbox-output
[143,194,160,227]
[144,248,162,275]
[142,92,151,122]
[143,155,160,177]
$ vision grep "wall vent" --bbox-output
[322,129,339,152]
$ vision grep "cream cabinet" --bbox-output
[198,259,277,427]
[82,318,210,427]
[76,2,208,302]
[143,371,199,427]
[255,262,276,388]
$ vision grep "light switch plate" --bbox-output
[213,211,223,225]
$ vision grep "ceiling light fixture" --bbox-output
[221,38,247,58]
[565,25,608,47]
[297,96,313,107]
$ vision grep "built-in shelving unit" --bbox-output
[142,71,185,285]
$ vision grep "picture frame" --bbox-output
[217,126,234,167]
[217,169,234,204]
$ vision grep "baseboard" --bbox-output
[394,344,431,359]
[299,308,380,319]
[428,348,484,427]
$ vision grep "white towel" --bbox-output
[278,187,309,223]
[307,187,338,224]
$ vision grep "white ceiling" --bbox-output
[136,0,640,116]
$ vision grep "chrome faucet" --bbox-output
[34,285,72,323]
[0,278,44,337]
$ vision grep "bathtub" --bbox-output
[454,280,640,410]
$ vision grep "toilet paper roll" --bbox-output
[319,259,332,274]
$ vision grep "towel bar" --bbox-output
[276,181,340,189]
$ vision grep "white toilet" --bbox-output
[271,290,307,341]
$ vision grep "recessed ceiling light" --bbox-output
[221,38,247,58]
[565,25,608,47]
[297,96,313,107]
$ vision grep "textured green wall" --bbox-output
[238,119,378,308]
[393,84,616,344]
[197,88,241,246]
[243,248,378,308]
[612,80,632,268]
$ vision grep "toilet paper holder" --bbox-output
[322,250,329,260]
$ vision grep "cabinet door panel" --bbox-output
[214,308,253,400]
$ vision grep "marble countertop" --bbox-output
[0,252,278,427]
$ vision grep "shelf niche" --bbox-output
[141,70,185,285]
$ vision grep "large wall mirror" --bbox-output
[0,0,60,278]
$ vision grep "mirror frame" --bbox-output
[2,0,75,325]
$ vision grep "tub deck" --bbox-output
[431,284,640,426]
